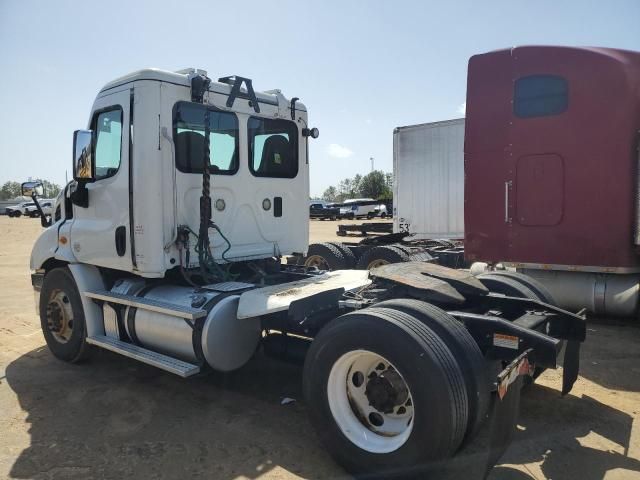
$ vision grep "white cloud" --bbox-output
[328,143,354,159]
[457,102,466,115]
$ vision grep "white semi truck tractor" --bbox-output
[25,68,585,478]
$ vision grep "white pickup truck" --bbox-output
[5,201,35,217]
[25,199,54,218]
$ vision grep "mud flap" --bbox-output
[484,349,533,479]
[561,340,581,395]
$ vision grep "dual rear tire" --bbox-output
[304,301,486,477]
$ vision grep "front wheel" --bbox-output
[40,267,90,363]
[304,308,468,477]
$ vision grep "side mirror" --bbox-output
[21,181,44,197]
[73,130,95,181]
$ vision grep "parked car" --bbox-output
[25,199,54,218]
[309,202,339,220]
[338,198,387,219]
[5,201,35,217]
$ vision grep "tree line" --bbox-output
[0,180,62,200]
[321,170,393,203]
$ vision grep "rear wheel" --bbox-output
[480,271,555,304]
[478,272,556,383]
[356,245,410,270]
[371,299,490,440]
[40,268,90,363]
[477,273,538,300]
[303,242,353,270]
[304,308,468,477]
[327,242,357,269]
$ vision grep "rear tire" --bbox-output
[371,299,490,440]
[478,272,556,384]
[303,242,352,270]
[477,273,538,299]
[327,242,357,269]
[480,271,555,304]
[39,267,90,363]
[304,307,468,477]
[356,245,410,270]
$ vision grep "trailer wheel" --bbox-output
[303,242,353,270]
[327,242,357,269]
[371,299,490,440]
[39,267,90,363]
[356,245,410,270]
[304,308,468,477]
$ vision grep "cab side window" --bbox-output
[93,108,123,180]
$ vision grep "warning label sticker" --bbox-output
[493,333,519,350]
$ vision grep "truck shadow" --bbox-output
[5,347,347,480]
[4,347,639,480]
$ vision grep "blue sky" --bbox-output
[1,0,638,197]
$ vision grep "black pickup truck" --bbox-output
[310,202,340,220]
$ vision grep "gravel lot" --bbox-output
[1,215,639,479]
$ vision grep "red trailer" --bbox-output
[465,46,640,316]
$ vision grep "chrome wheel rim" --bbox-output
[305,254,330,270]
[327,350,414,453]
[367,259,390,269]
[45,289,74,344]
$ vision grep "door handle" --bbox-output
[115,226,126,256]
[504,181,512,223]
[274,197,282,217]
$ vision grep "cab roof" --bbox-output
[99,67,307,112]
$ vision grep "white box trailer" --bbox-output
[393,118,464,238]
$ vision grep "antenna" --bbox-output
[370,157,374,172]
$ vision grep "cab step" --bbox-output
[84,289,207,320]
[86,335,201,377]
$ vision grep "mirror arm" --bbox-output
[30,193,51,228]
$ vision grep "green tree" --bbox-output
[0,181,21,200]
[322,186,338,202]
[359,170,391,199]
[42,180,61,198]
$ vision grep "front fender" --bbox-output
[30,223,61,271]
[30,220,77,271]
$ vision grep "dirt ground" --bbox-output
[1,215,639,480]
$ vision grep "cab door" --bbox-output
[69,88,133,272]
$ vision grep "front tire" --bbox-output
[40,267,90,363]
[304,308,468,477]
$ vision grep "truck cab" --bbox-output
[32,68,311,277]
